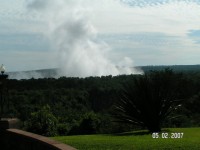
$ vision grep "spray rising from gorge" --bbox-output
[26,0,143,78]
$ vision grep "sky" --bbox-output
[1,0,200,74]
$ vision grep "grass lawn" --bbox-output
[52,128,200,150]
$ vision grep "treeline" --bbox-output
[4,70,200,136]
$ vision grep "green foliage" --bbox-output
[69,112,101,135]
[183,92,200,126]
[114,69,187,132]
[57,123,71,136]
[97,113,138,134]
[6,70,200,135]
[25,105,58,136]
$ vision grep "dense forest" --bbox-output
[1,68,200,136]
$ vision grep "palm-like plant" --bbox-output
[114,69,185,132]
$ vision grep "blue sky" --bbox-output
[1,0,200,72]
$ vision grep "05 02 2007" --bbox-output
[152,132,184,139]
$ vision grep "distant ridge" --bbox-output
[139,65,200,73]
[7,65,200,79]
[8,68,59,80]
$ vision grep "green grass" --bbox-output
[52,128,200,150]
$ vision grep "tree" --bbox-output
[25,105,58,136]
[114,69,186,132]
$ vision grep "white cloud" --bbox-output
[2,0,200,36]
[11,0,200,36]
[87,0,200,37]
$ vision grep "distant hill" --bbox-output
[7,65,200,79]
[139,65,200,73]
[8,68,59,80]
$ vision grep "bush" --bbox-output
[57,123,71,135]
[25,105,58,136]
[69,112,101,135]
[114,69,187,132]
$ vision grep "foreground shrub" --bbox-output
[114,69,187,132]
[57,123,71,135]
[69,112,101,135]
[25,105,58,136]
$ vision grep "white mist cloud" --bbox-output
[27,0,142,77]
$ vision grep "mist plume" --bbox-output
[27,0,143,77]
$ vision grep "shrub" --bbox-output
[114,69,186,132]
[57,123,71,135]
[25,105,58,136]
[69,112,101,135]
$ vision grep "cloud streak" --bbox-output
[121,0,200,7]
